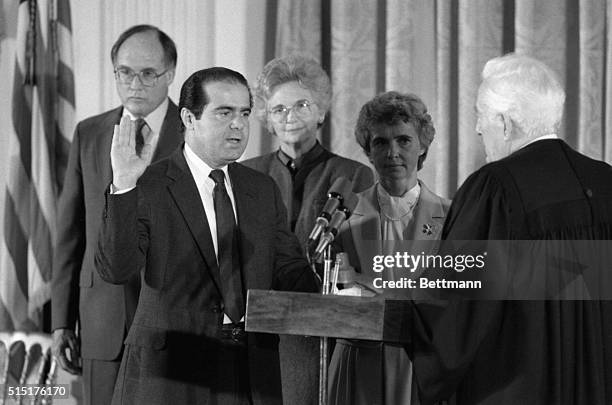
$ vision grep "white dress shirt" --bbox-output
[182,143,238,257]
[122,97,169,156]
[522,133,559,148]
[377,182,421,283]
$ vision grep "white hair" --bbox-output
[477,53,566,138]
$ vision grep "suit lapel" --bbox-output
[94,107,123,187]
[166,149,223,293]
[153,100,182,161]
[405,182,447,243]
[349,186,382,277]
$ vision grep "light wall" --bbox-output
[0,0,270,245]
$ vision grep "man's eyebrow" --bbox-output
[213,105,236,111]
[214,104,251,110]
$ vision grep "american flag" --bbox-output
[0,0,74,331]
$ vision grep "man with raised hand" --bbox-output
[96,67,319,404]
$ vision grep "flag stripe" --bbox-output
[0,299,16,331]
[3,192,29,296]
[28,191,54,283]
[11,62,33,182]
[54,122,70,193]
[56,0,71,27]
[1,0,75,332]
[56,98,74,140]
[57,61,75,106]
[28,246,50,314]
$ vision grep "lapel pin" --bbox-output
[422,223,434,236]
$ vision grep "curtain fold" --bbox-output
[329,0,379,164]
[272,0,611,198]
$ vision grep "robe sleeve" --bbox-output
[408,166,511,403]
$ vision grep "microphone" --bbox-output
[312,192,359,260]
[307,177,353,244]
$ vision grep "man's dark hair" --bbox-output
[178,67,253,130]
[110,25,177,68]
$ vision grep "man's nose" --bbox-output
[129,74,145,89]
[230,115,247,130]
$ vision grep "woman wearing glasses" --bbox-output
[242,54,374,405]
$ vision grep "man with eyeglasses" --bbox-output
[51,24,182,405]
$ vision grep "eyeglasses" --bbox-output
[269,99,314,123]
[114,67,168,87]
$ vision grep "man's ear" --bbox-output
[501,114,513,141]
[180,108,194,130]
[166,67,176,85]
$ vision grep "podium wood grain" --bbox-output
[245,290,411,343]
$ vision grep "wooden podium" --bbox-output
[245,290,412,404]
[245,289,412,343]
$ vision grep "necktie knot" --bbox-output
[135,118,147,132]
[209,169,226,186]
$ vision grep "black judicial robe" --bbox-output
[407,139,612,405]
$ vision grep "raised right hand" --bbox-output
[111,116,155,190]
[51,328,82,375]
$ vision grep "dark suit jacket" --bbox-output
[409,140,612,405]
[52,100,182,361]
[95,147,319,405]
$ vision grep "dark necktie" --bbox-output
[209,169,245,324]
[134,118,147,156]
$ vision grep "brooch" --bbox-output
[422,223,434,235]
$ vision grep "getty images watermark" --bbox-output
[371,251,487,290]
[351,239,612,300]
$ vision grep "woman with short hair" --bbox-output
[242,54,374,405]
[328,91,450,405]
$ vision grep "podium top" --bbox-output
[245,290,411,343]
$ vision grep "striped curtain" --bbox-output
[268,0,612,199]
[0,0,75,332]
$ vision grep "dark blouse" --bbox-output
[243,142,375,247]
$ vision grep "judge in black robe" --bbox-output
[406,53,612,405]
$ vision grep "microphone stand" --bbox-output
[318,245,333,405]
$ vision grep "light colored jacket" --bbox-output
[336,181,451,298]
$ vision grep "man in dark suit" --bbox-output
[51,25,182,405]
[95,67,319,404]
[406,54,612,404]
